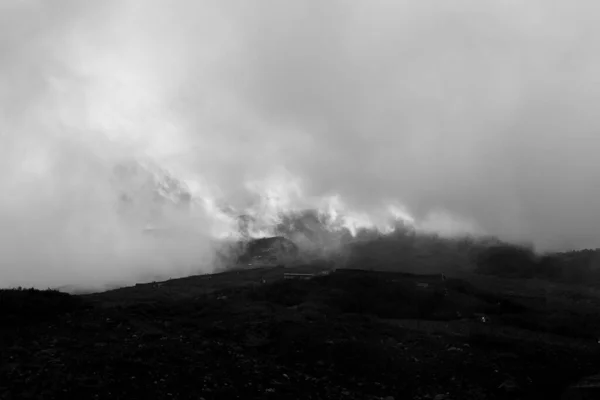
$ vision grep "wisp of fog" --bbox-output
[2,0,600,290]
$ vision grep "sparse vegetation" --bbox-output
[3,233,600,399]
[473,242,600,284]
[0,287,83,324]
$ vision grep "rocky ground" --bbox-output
[2,265,600,399]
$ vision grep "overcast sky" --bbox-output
[2,0,600,288]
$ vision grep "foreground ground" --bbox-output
[2,263,600,399]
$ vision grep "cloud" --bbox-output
[2,0,600,289]
[221,0,600,251]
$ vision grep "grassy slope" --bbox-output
[3,259,600,400]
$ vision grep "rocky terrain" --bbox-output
[3,257,600,399]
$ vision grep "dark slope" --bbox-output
[3,264,600,399]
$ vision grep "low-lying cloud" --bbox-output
[2,0,600,289]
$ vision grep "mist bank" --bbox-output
[2,0,600,289]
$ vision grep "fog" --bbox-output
[2,0,600,289]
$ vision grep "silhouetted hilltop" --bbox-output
[4,262,600,399]
[474,244,600,284]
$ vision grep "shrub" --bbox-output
[475,244,538,278]
[0,287,82,323]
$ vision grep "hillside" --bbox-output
[3,258,600,399]
[474,243,600,284]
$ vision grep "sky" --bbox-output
[2,0,600,289]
